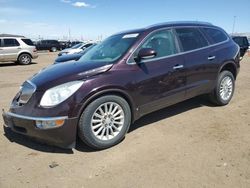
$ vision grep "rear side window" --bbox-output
[21,39,34,46]
[175,28,208,52]
[203,28,228,44]
[3,38,20,47]
[0,39,2,47]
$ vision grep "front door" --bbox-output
[128,29,186,116]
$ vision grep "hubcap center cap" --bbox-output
[105,118,111,125]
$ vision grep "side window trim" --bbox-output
[127,28,180,64]
[173,26,229,54]
[126,26,230,65]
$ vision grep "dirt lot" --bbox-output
[0,53,250,188]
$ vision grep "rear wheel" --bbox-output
[51,47,57,52]
[18,54,31,65]
[209,70,235,106]
[78,95,131,149]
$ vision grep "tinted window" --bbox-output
[233,37,249,47]
[129,29,177,63]
[0,39,2,47]
[175,28,208,52]
[48,40,59,44]
[3,38,20,47]
[203,28,228,44]
[21,39,34,46]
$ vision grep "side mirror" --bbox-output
[136,48,157,62]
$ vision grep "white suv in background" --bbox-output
[0,35,38,65]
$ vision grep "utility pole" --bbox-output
[68,28,71,41]
[232,16,236,34]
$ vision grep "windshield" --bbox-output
[79,33,139,63]
[71,43,83,49]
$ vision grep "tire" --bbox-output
[78,95,131,149]
[18,54,32,65]
[209,70,235,106]
[51,47,57,52]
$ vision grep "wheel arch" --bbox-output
[219,61,237,80]
[77,89,136,124]
[17,51,32,60]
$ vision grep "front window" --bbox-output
[128,29,177,63]
[79,33,139,63]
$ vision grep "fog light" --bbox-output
[36,119,65,129]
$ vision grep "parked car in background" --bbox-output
[58,43,94,56]
[69,41,82,47]
[0,34,38,65]
[248,38,250,50]
[54,43,97,64]
[36,40,61,52]
[232,36,249,57]
[2,21,240,150]
[59,40,71,50]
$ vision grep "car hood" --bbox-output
[55,53,82,63]
[29,61,113,91]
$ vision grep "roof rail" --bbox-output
[0,34,25,37]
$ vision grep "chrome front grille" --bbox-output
[16,80,36,105]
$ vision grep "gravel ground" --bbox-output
[0,53,250,188]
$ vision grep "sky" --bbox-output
[0,0,249,41]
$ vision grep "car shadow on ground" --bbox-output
[0,62,37,67]
[129,95,215,133]
[3,96,215,154]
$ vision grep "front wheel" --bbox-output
[209,70,235,106]
[78,95,131,149]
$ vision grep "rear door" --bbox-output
[175,27,215,98]
[2,38,21,61]
[128,29,186,116]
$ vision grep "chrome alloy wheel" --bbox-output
[219,76,233,101]
[91,102,125,141]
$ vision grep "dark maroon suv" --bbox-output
[2,21,240,149]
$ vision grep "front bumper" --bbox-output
[2,111,78,149]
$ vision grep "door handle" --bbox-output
[173,64,184,70]
[208,56,216,60]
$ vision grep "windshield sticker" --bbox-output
[122,33,139,38]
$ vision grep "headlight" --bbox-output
[40,81,84,107]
